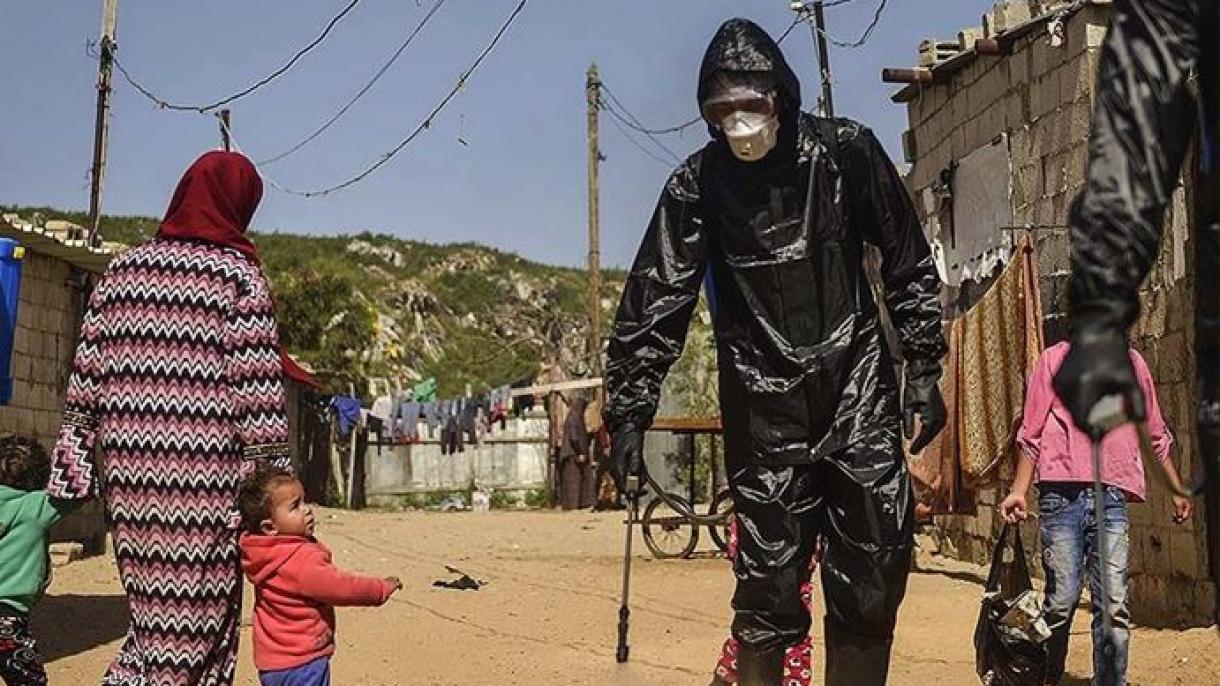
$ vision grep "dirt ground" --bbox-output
[37,508,1220,685]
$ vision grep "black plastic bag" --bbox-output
[973,523,1048,685]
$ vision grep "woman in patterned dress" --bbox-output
[47,151,305,685]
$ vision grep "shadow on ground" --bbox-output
[32,593,128,662]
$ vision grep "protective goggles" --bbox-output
[701,91,777,127]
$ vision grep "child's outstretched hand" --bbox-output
[385,577,403,593]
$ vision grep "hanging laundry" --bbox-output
[400,401,422,443]
[331,395,363,439]
[441,408,464,455]
[910,235,1044,514]
[370,395,394,422]
[421,401,440,439]
[461,399,479,443]
[413,377,438,403]
[474,405,487,448]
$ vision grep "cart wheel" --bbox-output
[642,493,699,559]
[708,489,735,553]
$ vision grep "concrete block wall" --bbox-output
[0,251,106,551]
[364,413,551,507]
[901,4,1215,626]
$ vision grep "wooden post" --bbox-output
[87,0,119,247]
[219,109,232,151]
[587,63,603,376]
[344,383,357,507]
[329,422,345,507]
[811,1,835,118]
[345,429,357,507]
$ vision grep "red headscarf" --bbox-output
[157,151,318,389]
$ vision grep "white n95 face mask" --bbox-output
[721,110,779,162]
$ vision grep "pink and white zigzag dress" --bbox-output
[49,238,291,686]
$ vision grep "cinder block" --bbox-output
[991,1,1033,35]
[1058,53,1095,107]
[973,66,1006,118]
[1031,34,1068,77]
[13,327,29,356]
[951,125,968,161]
[1008,49,1030,89]
[6,407,35,436]
[958,26,985,52]
[1003,91,1029,131]
[1009,126,1033,165]
[1062,144,1089,191]
[964,116,984,154]
[1044,150,1069,195]
[11,354,32,383]
[980,102,1006,142]
[950,86,972,128]
[1035,194,1058,227]
[932,84,949,114]
[1014,163,1043,208]
[34,410,59,441]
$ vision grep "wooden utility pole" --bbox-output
[219,110,232,151]
[793,1,835,117]
[88,0,119,247]
[586,63,603,375]
[811,1,835,117]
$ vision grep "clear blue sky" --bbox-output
[1,0,989,268]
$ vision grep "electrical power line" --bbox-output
[231,0,529,198]
[113,0,363,113]
[258,0,449,165]
[602,112,677,169]
[809,0,889,49]
[598,84,694,155]
[599,97,683,164]
[777,15,803,43]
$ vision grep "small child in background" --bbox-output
[238,466,400,686]
[0,435,77,686]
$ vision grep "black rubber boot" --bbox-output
[736,645,785,685]
[824,617,894,686]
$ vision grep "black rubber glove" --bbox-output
[1053,327,1144,437]
[904,359,946,454]
[610,422,645,498]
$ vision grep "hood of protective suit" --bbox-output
[697,18,801,148]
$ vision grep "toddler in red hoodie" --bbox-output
[238,465,400,686]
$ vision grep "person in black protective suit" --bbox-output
[603,18,948,686]
[1051,0,1220,625]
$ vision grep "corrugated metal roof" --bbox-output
[0,213,122,274]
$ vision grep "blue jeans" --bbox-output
[259,656,331,686]
[1038,483,1130,686]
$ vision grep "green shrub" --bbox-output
[523,488,554,509]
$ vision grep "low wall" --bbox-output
[364,412,551,506]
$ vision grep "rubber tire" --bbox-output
[642,492,699,559]
[708,489,735,553]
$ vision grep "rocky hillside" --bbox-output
[3,205,638,396]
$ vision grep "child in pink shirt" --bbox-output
[1001,341,1191,685]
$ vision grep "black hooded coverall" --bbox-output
[603,19,947,685]
[1058,0,1220,617]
